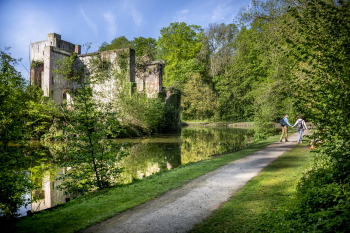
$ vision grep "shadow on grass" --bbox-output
[190,144,312,233]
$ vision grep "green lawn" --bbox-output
[11,135,282,233]
[191,140,313,232]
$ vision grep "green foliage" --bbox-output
[24,85,58,139]
[30,60,43,68]
[157,22,203,86]
[191,142,312,233]
[0,48,40,217]
[277,0,350,231]
[200,23,238,78]
[14,135,280,233]
[115,70,166,134]
[99,36,131,51]
[99,36,157,60]
[181,74,218,121]
[53,52,76,80]
[53,54,128,193]
[131,36,157,58]
[171,58,205,89]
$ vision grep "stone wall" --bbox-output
[135,60,164,98]
[30,33,181,131]
[29,33,175,117]
[30,33,80,103]
[77,48,135,105]
[30,62,44,87]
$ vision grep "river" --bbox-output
[17,126,254,216]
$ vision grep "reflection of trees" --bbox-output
[117,143,181,184]
[181,127,253,164]
[0,144,64,216]
[4,127,253,216]
[30,168,75,213]
[21,146,74,214]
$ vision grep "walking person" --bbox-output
[280,114,292,142]
[292,116,308,143]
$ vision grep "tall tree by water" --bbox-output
[157,22,203,86]
[0,48,56,218]
[53,52,128,193]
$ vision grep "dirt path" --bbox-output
[83,131,309,233]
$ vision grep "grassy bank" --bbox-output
[10,135,282,233]
[191,140,313,232]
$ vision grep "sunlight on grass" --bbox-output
[13,136,281,233]
[191,143,312,233]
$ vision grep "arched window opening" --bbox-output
[63,90,73,110]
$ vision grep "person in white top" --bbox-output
[292,116,308,143]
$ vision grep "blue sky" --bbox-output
[0,0,251,80]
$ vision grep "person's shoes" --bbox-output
[285,139,289,142]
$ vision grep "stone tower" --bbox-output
[30,33,81,102]
[30,33,165,104]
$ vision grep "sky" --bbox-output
[0,0,251,80]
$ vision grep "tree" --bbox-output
[283,0,350,231]
[0,48,39,218]
[181,74,218,120]
[23,85,58,139]
[213,0,298,126]
[53,53,128,193]
[131,36,157,59]
[157,22,203,86]
[99,36,131,51]
[200,23,238,78]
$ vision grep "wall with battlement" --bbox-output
[30,33,181,132]
[30,33,163,104]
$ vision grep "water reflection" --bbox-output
[181,127,252,164]
[30,168,75,212]
[22,126,253,215]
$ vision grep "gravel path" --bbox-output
[83,132,308,233]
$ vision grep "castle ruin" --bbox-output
[30,33,165,104]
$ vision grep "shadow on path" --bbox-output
[82,131,311,233]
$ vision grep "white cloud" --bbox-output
[118,0,143,27]
[79,5,98,36]
[211,4,229,21]
[210,0,247,23]
[103,12,117,38]
[131,8,143,27]
[174,8,189,22]
[4,9,59,80]
[181,9,189,14]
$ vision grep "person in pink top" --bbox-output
[292,116,308,143]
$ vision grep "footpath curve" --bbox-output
[83,131,309,233]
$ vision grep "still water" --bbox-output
[20,126,253,215]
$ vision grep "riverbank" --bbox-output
[182,121,254,128]
[82,131,310,233]
[191,138,313,232]
[183,121,314,129]
[10,134,282,233]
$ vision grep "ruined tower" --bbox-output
[30,33,165,104]
[30,33,81,102]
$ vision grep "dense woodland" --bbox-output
[1,0,350,231]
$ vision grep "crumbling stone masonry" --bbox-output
[30,33,164,103]
[30,33,181,131]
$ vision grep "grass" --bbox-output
[10,135,282,233]
[190,139,313,233]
